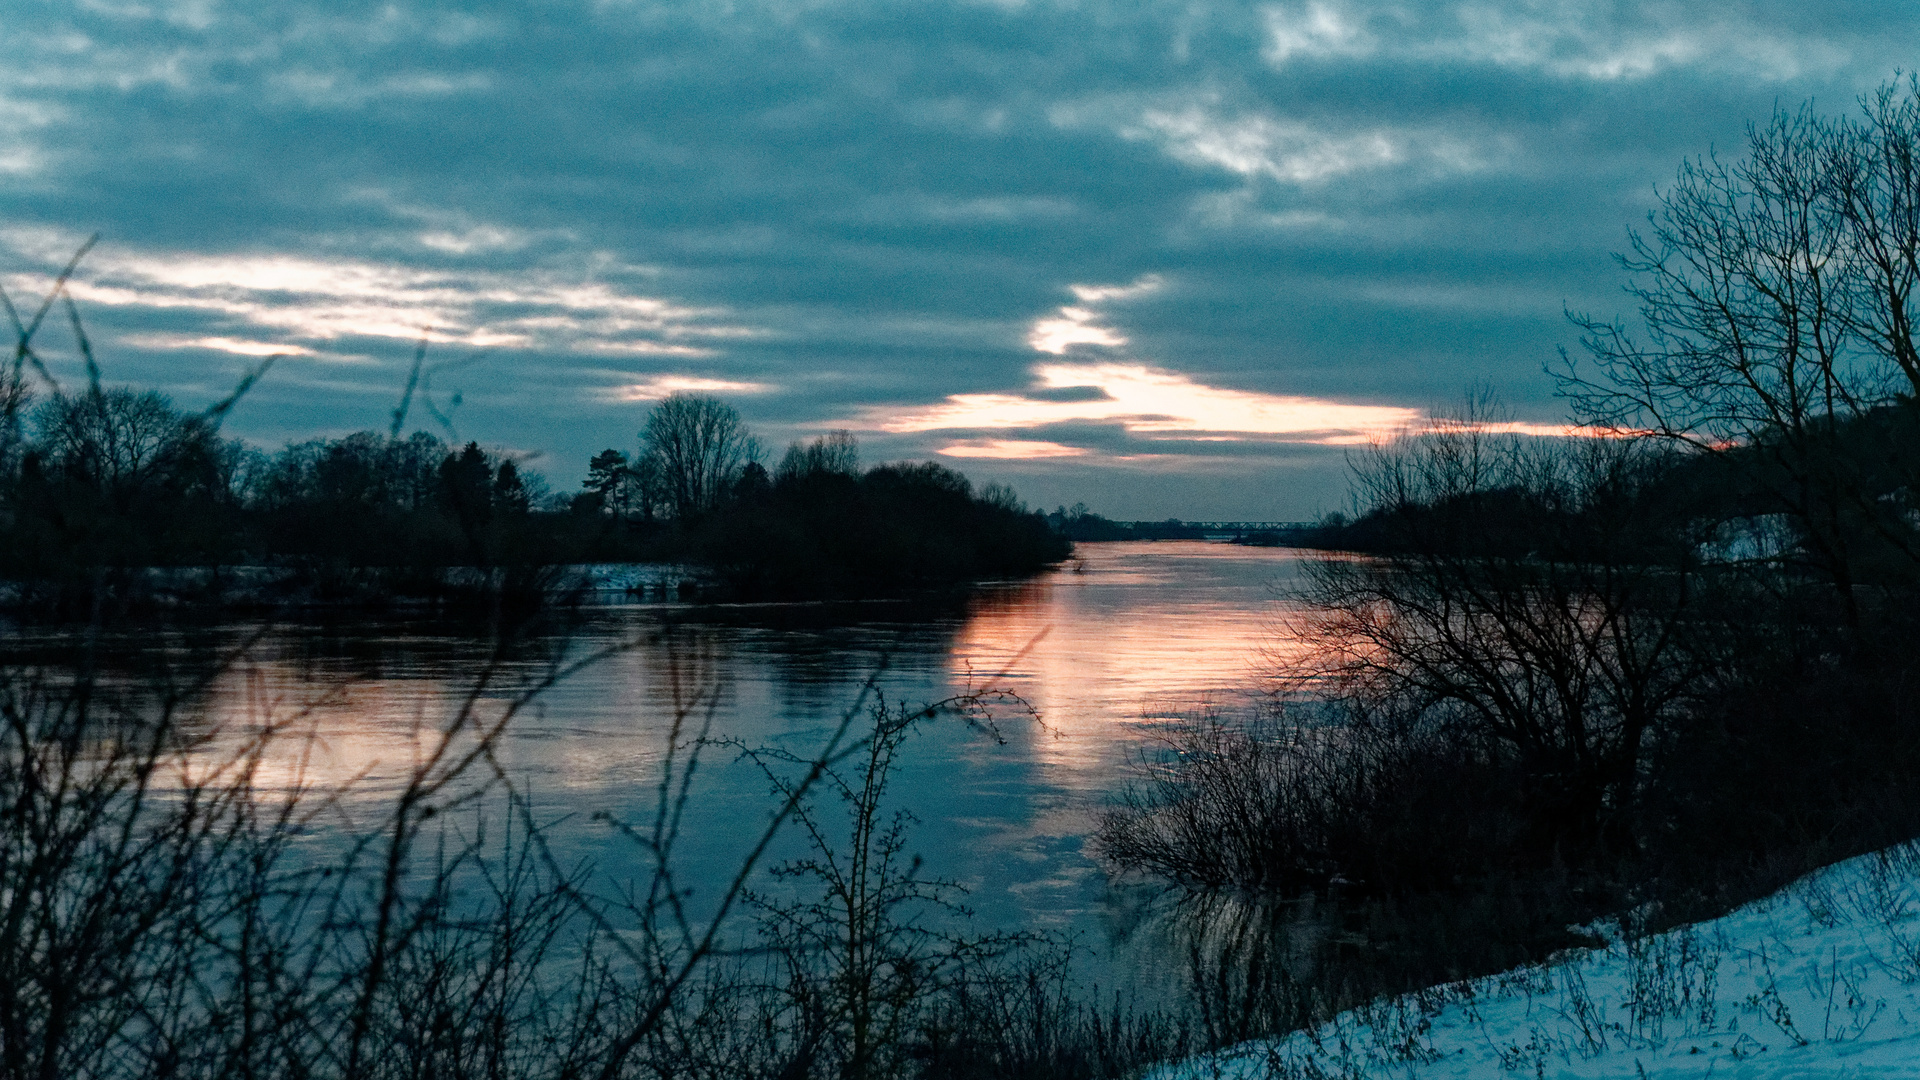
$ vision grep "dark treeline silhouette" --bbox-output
[1101,75,1920,1011]
[691,457,1066,597]
[0,382,571,608]
[0,323,1064,607]
[1044,508,1210,542]
[1041,507,1256,542]
[1045,505,1142,541]
[570,397,1067,598]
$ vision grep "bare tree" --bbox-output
[1828,76,1920,392]
[1562,104,1863,447]
[1323,428,1706,846]
[1559,77,1920,609]
[629,449,668,522]
[30,389,225,509]
[775,430,859,484]
[640,394,759,521]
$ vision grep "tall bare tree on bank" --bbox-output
[1560,76,1920,613]
[640,393,759,522]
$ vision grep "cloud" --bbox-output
[1132,107,1400,184]
[1424,418,1618,439]
[1261,0,1853,83]
[1445,5,1851,82]
[854,193,1079,225]
[1263,2,1377,65]
[1027,308,1128,354]
[1027,274,1161,354]
[576,341,718,357]
[1066,99,1507,188]
[874,361,1421,445]
[872,275,1575,475]
[1069,278,1162,304]
[417,227,529,255]
[0,94,60,177]
[1354,279,1574,316]
[117,333,322,358]
[600,375,774,402]
[271,69,495,109]
[937,439,1091,459]
[0,231,756,358]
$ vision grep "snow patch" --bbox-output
[1157,843,1920,1078]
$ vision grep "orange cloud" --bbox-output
[1423,418,1629,439]
[879,361,1421,445]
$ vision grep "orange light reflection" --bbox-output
[946,542,1313,779]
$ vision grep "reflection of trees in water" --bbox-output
[1125,884,1579,1050]
[963,577,1053,622]
[18,610,982,808]
[0,609,804,1076]
[1114,889,1347,1045]
[2,589,1453,1077]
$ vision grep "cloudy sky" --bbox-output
[2,0,1913,518]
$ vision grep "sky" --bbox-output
[1,0,1915,520]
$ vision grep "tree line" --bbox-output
[0,383,561,584]
[573,395,1068,597]
[0,326,1066,607]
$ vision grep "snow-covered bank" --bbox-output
[1157,845,1920,1078]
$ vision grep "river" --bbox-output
[174,540,1309,966]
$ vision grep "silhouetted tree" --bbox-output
[30,389,224,511]
[494,458,529,516]
[1299,428,1708,852]
[388,430,451,512]
[439,441,495,560]
[584,449,629,519]
[1561,75,1920,611]
[7,388,236,571]
[629,450,667,522]
[733,460,771,502]
[776,430,859,484]
[256,431,450,515]
[0,357,30,482]
[641,394,759,521]
[313,431,390,505]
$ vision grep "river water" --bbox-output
[189,540,1309,961]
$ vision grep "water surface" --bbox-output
[193,541,1309,944]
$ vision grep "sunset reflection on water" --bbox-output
[175,541,1311,935]
[951,542,1307,781]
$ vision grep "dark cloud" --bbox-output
[1023,385,1114,403]
[1,0,1915,517]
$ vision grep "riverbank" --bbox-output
[0,557,1001,617]
[1158,843,1920,1078]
